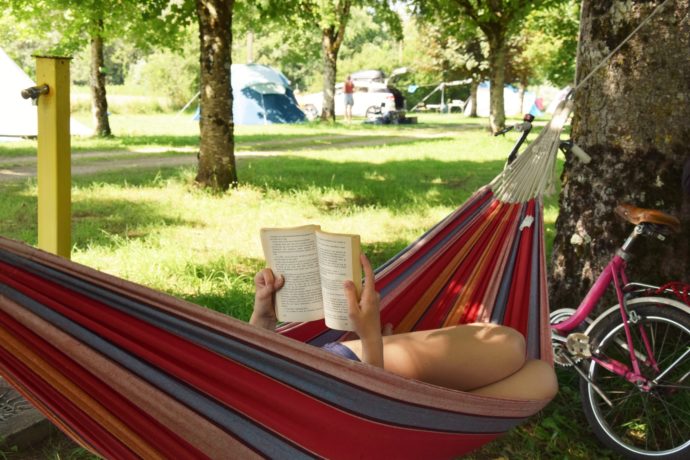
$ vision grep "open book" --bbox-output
[260,225,361,331]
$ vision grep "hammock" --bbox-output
[0,102,571,460]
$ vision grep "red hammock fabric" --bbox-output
[0,186,553,459]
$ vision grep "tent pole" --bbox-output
[177,91,200,116]
[35,56,71,259]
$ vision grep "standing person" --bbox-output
[344,75,355,122]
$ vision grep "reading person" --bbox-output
[251,254,558,400]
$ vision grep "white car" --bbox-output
[298,80,404,120]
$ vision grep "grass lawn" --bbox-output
[0,113,617,459]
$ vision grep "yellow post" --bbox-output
[36,56,71,259]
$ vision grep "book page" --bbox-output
[260,226,324,323]
[316,230,361,331]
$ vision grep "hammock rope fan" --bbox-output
[0,101,571,459]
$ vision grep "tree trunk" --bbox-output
[195,0,237,191]
[549,0,690,311]
[321,32,338,122]
[90,23,111,137]
[487,32,507,133]
[468,80,478,117]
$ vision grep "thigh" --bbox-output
[380,323,527,391]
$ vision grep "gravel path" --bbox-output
[0,130,460,183]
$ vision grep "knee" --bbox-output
[523,360,559,400]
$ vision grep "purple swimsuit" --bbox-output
[321,342,360,362]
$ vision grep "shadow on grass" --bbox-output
[179,255,262,321]
[117,135,200,148]
[239,133,456,153]
[240,155,506,211]
[72,197,201,250]
[0,185,201,250]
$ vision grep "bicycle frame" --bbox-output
[551,230,662,388]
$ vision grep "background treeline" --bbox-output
[0,1,578,113]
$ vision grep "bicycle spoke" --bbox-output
[653,391,689,450]
[582,303,690,457]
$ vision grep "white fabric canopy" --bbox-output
[0,48,90,137]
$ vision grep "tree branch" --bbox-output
[453,0,481,23]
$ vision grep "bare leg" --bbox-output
[343,323,528,391]
[469,359,558,400]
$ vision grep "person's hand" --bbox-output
[344,253,383,367]
[250,268,284,330]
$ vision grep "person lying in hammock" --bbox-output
[251,254,558,401]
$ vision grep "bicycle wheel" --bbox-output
[580,300,690,459]
[365,106,380,120]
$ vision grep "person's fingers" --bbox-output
[360,253,375,292]
[343,279,360,315]
[262,268,274,288]
[254,270,265,287]
[273,273,285,290]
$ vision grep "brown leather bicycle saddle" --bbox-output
[615,203,681,233]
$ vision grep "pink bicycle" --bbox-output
[550,203,690,459]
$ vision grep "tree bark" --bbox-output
[90,22,111,137]
[195,0,237,190]
[468,80,478,117]
[319,0,352,122]
[549,0,690,310]
[487,31,506,133]
[321,32,338,122]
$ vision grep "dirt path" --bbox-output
[0,129,461,183]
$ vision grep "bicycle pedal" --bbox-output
[566,332,592,358]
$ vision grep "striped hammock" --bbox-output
[0,102,571,459]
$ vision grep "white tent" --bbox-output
[0,48,90,138]
[464,82,537,117]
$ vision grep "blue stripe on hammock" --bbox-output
[491,204,527,324]
[527,203,542,360]
[378,191,493,300]
[374,188,491,285]
[0,249,527,434]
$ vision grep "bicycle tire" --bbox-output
[580,299,690,459]
[365,106,380,120]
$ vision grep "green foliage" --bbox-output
[0,12,62,77]
[234,3,403,92]
[69,38,148,85]
[127,28,200,109]
[410,0,576,90]
[233,25,322,92]
[2,0,192,54]
[524,0,579,86]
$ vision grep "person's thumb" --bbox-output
[274,274,285,290]
[344,280,359,314]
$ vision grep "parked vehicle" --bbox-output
[298,68,407,120]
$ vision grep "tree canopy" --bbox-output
[414,0,568,131]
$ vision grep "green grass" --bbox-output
[0,113,613,459]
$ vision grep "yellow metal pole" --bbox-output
[36,56,71,259]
